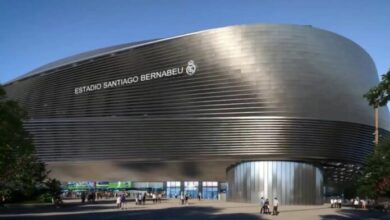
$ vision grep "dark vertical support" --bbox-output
[180,181,185,195]
[198,181,203,198]
[163,181,167,194]
[375,107,379,146]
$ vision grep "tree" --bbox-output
[364,69,390,145]
[45,178,62,203]
[358,140,390,198]
[363,70,390,108]
[0,85,48,202]
[37,178,63,204]
[360,69,390,198]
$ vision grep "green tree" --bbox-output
[38,178,63,204]
[363,71,390,108]
[358,140,390,198]
[0,85,48,202]
[45,178,62,201]
[360,69,390,198]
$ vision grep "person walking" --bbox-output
[259,197,265,214]
[120,194,126,209]
[138,193,143,205]
[116,195,121,208]
[264,199,270,214]
[142,192,146,205]
[198,192,202,201]
[152,193,157,203]
[81,192,86,204]
[180,194,185,205]
[361,199,366,209]
[272,197,279,215]
[354,198,359,209]
[337,198,342,208]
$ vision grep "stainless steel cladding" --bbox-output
[227,161,323,205]
[4,24,389,204]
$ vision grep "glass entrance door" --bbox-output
[184,181,198,199]
[202,181,218,199]
[167,181,181,198]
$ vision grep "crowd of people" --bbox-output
[80,191,97,203]
[179,194,190,205]
[115,192,165,209]
[64,191,118,200]
[330,197,342,208]
[329,196,390,211]
[60,190,389,213]
[350,197,371,209]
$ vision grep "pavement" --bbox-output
[0,199,389,220]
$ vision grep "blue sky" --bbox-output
[0,0,389,83]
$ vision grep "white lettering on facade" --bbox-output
[74,61,195,95]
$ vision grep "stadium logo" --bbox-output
[186,60,197,76]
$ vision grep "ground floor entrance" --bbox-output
[64,180,227,200]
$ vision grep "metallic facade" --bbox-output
[4,24,389,204]
[227,161,323,205]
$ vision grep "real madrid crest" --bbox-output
[186,60,197,76]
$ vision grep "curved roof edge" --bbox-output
[6,39,157,84]
[4,23,369,85]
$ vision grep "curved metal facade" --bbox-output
[227,161,323,205]
[4,24,389,203]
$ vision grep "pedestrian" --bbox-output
[337,198,342,208]
[198,192,202,201]
[81,191,86,203]
[142,192,146,205]
[0,195,5,207]
[120,194,126,209]
[330,198,334,208]
[138,193,143,205]
[158,193,162,203]
[180,194,184,205]
[354,199,359,209]
[135,193,139,205]
[264,199,270,214]
[116,195,121,208]
[185,194,189,205]
[259,197,265,214]
[272,197,279,215]
[152,193,157,203]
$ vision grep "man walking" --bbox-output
[180,194,184,205]
[260,197,265,214]
[273,197,279,215]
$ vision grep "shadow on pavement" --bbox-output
[1,205,267,220]
[0,200,117,215]
[320,209,390,220]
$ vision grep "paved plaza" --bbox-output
[1,199,389,220]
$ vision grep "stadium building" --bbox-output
[4,24,389,204]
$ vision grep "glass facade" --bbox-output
[184,181,199,199]
[167,181,181,198]
[133,182,163,192]
[65,180,223,200]
[202,181,218,199]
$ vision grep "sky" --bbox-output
[0,0,389,84]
